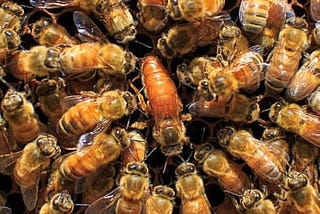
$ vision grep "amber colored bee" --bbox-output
[311,0,320,22]
[30,17,78,47]
[84,161,150,214]
[265,17,310,95]
[269,101,320,147]
[166,0,225,21]
[1,89,41,144]
[308,85,320,116]
[175,162,211,214]
[122,130,147,167]
[7,45,60,80]
[199,45,264,100]
[280,170,320,214]
[239,0,289,52]
[188,93,261,123]
[285,50,320,102]
[145,185,175,214]
[39,191,74,214]
[56,90,136,144]
[239,188,276,214]
[311,21,320,47]
[176,56,223,87]
[261,127,290,168]
[0,113,11,155]
[59,127,130,181]
[157,13,229,58]
[0,134,61,211]
[137,0,168,32]
[292,137,319,188]
[0,28,20,63]
[217,126,285,184]
[194,143,250,194]
[141,55,188,156]
[36,77,67,130]
[0,1,25,33]
[30,0,137,44]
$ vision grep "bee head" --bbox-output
[217,126,235,148]
[194,143,213,164]
[36,134,61,159]
[175,162,196,177]
[51,191,74,213]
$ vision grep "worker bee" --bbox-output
[141,55,188,156]
[285,49,320,102]
[122,130,147,167]
[238,188,276,214]
[176,56,223,87]
[36,77,67,131]
[0,133,61,211]
[175,162,211,214]
[137,0,168,32]
[311,0,320,22]
[157,13,229,58]
[0,28,20,63]
[194,143,250,194]
[7,45,60,80]
[59,127,131,181]
[39,191,74,214]
[1,89,41,144]
[281,170,320,214]
[217,126,285,184]
[311,21,320,47]
[199,45,264,100]
[188,93,261,123]
[84,161,150,214]
[30,17,78,47]
[308,85,320,116]
[0,1,25,33]
[265,17,310,95]
[56,89,136,145]
[145,185,175,214]
[292,137,319,188]
[166,0,225,21]
[269,101,320,147]
[239,0,289,52]
[30,0,137,44]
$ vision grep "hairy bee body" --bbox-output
[311,0,320,22]
[240,189,276,214]
[308,86,320,115]
[39,191,74,214]
[0,1,24,32]
[145,185,175,214]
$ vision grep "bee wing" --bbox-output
[77,119,112,150]
[0,151,23,174]
[295,109,320,146]
[61,92,97,111]
[21,169,40,211]
[30,0,73,8]
[84,187,122,214]
[0,207,12,214]
[188,99,226,118]
[238,0,248,27]
[73,11,109,43]
[74,177,87,194]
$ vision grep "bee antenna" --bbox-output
[162,157,169,174]
[144,146,157,162]
[74,203,90,207]
[0,76,14,90]
[133,40,153,49]
[178,154,186,163]
[223,190,243,197]
[126,115,131,130]
[186,150,194,163]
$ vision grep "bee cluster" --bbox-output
[0,0,319,213]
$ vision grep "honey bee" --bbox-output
[292,137,319,188]
[285,49,320,102]
[239,0,289,52]
[176,56,223,87]
[311,0,320,22]
[217,126,285,184]
[59,127,131,181]
[311,21,320,47]
[30,0,137,44]
[84,161,150,214]
[30,17,78,47]
[145,185,175,214]
[308,85,320,115]
[0,133,61,211]
[269,101,320,147]
[188,93,261,123]
[265,17,310,95]
[166,0,225,21]
[1,89,41,144]
[239,188,276,214]
[157,13,229,58]
[36,77,67,130]
[0,1,25,33]
[0,28,20,63]
[122,130,147,167]
[199,45,264,100]
[175,162,211,214]
[0,113,11,155]
[137,0,168,32]
[194,143,250,194]
[56,90,136,145]
[39,191,74,214]
[141,55,188,156]
[281,170,320,214]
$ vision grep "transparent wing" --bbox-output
[73,11,109,43]
[0,151,23,174]
[84,187,122,214]
[20,170,40,211]
[30,0,74,8]
[61,91,97,111]
[188,98,226,118]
